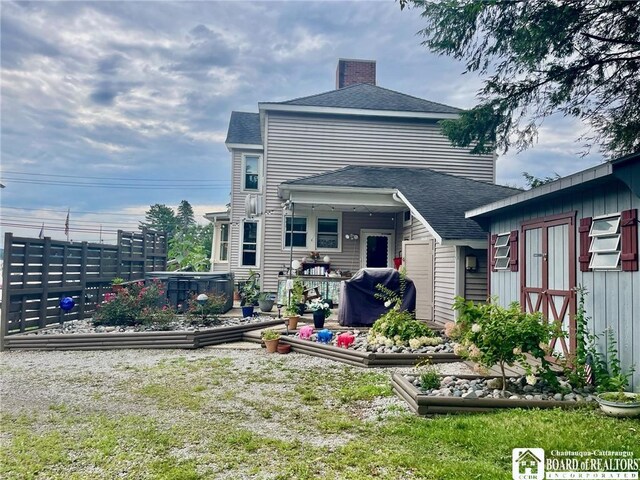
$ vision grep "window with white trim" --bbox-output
[589,214,621,270]
[317,218,339,249]
[494,233,511,270]
[284,216,308,248]
[242,154,260,191]
[241,221,258,266]
[217,223,229,262]
[403,210,412,227]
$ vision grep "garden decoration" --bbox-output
[307,297,331,329]
[59,296,75,324]
[196,293,208,322]
[336,332,355,349]
[316,329,333,344]
[298,325,314,340]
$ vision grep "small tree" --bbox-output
[176,200,196,230]
[452,297,558,391]
[141,204,178,238]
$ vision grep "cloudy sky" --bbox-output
[1,0,602,245]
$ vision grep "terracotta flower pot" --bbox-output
[264,338,279,353]
[288,315,300,330]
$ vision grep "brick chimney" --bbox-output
[336,59,376,89]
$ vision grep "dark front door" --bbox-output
[521,212,577,359]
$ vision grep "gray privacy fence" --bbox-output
[1,229,167,343]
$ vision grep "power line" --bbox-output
[2,205,148,217]
[0,178,227,189]
[0,170,228,183]
[0,214,140,228]
[0,221,123,234]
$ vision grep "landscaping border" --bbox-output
[391,373,584,415]
[242,330,460,367]
[2,319,283,350]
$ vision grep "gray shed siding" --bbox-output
[488,178,639,390]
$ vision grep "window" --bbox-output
[242,221,258,266]
[494,233,510,270]
[403,210,412,227]
[589,214,621,270]
[317,218,339,249]
[284,217,307,248]
[218,223,229,262]
[243,154,260,191]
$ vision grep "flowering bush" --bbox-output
[306,297,331,318]
[94,279,175,327]
[451,296,559,391]
[368,309,439,348]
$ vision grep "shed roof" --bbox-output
[284,166,520,240]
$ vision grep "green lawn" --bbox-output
[1,350,638,479]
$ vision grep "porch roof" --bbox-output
[280,166,520,241]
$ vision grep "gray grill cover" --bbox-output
[338,268,416,327]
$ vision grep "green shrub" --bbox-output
[368,309,438,348]
[186,291,226,325]
[452,296,558,391]
[420,368,441,390]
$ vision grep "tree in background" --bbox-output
[168,224,213,272]
[522,171,561,189]
[140,204,178,238]
[176,200,196,230]
[401,0,640,157]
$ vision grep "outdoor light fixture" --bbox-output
[465,254,478,272]
[291,259,301,270]
[344,234,359,240]
[196,293,209,321]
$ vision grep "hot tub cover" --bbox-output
[338,268,416,327]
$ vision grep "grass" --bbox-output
[1,350,639,480]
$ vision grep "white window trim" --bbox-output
[240,219,261,267]
[588,213,621,271]
[494,232,511,270]
[215,222,230,263]
[241,153,262,193]
[283,215,309,250]
[281,211,343,252]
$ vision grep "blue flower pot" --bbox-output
[242,306,254,318]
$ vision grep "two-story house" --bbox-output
[209,59,519,324]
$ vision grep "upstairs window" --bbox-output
[243,154,260,191]
[284,217,308,248]
[494,233,511,270]
[589,214,621,270]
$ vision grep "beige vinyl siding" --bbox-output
[229,148,264,281]
[463,247,488,303]
[433,244,457,324]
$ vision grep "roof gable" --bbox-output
[226,111,261,146]
[270,83,461,115]
[285,166,520,240]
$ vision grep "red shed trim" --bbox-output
[621,208,638,272]
[578,217,593,272]
[490,234,497,272]
[509,230,518,272]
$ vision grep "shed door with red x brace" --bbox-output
[521,212,577,359]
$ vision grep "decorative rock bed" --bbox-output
[392,373,596,415]
[242,328,460,367]
[314,329,455,355]
[4,316,283,350]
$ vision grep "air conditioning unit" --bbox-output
[244,194,264,218]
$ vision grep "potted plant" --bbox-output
[596,391,640,417]
[307,297,331,329]
[258,292,275,313]
[285,304,300,331]
[240,271,260,317]
[111,277,125,293]
[262,329,281,353]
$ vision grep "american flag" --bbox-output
[585,353,594,385]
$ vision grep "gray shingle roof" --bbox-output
[226,112,261,145]
[284,166,521,240]
[273,83,461,115]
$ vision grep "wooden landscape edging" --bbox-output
[3,319,282,351]
[391,373,583,415]
[242,330,461,367]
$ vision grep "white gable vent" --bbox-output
[244,194,264,218]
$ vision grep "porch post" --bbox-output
[288,202,295,306]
